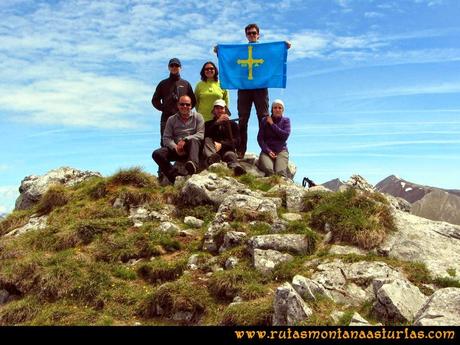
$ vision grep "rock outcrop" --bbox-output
[15,167,101,210]
[380,210,460,280]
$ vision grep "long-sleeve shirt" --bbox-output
[163,110,205,150]
[152,73,196,118]
[194,80,229,122]
[204,118,240,153]
[257,116,291,154]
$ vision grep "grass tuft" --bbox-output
[308,189,395,249]
[36,185,70,215]
[109,167,157,188]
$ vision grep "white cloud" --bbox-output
[0,185,18,214]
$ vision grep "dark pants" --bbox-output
[237,88,269,155]
[203,137,239,167]
[159,112,174,147]
[152,138,201,181]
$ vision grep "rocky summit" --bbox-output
[0,165,459,326]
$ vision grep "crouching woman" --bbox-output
[257,99,291,177]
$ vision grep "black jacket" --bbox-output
[151,73,196,120]
[204,118,240,153]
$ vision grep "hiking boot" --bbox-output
[207,153,221,166]
[164,167,179,184]
[185,161,197,175]
[233,165,246,177]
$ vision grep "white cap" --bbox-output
[213,99,226,107]
[272,99,285,109]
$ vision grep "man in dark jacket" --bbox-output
[203,99,246,176]
[152,58,196,145]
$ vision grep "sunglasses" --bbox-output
[179,103,191,107]
[246,31,258,36]
[169,64,180,68]
[204,67,215,71]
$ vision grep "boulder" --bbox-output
[180,173,255,207]
[373,279,427,323]
[380,210,460,280]
[272,282,312,325]
[15,167,101,210]
[249,234,312,255]
[253,248,294,274]
[414,288,460,326]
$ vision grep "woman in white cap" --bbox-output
[257,99,291,177]
[194,61,229,122]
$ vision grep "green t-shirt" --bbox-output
[194,80,229,122]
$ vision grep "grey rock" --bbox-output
[281,213,302,222]
[329,244,367,256]
[291,275,332,301]
[180,173,250,207]
[15,167,101,210]
[414,287,460,326]
[273,282,313,326]
[253,248,294,274]
[158,222,180,234]
[5,214,48,237]
[225,256,239,270]
[345,175,376,193]
[373,279,427,323]
[219,231,247,253]
[349,312,371,326]
[184,216,204,228]
[271,220,288,233]
[249,234,312,255]
[380,210,460,279]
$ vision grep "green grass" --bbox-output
[237,174,282,192]
[208,265,267,301]
[220,296,273,325]
[307,188,395,249]
[139,277,213,324]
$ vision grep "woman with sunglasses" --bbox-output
[194,61,229,122]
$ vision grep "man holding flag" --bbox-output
[216,24,291,158]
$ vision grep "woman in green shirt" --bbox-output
[194,61,229,122]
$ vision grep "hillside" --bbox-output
[0,166,459,326]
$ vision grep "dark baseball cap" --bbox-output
[168,58,181,67]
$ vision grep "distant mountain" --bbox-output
[375,175,460,226]
[321,178,345,192]
[411,190,460,226]
[375,175,460,203]
[375,175,434,203]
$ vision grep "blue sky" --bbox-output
[1,0,460,213]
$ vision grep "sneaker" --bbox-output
[207,153,221,166]
[233,165,246,177]
[185,161,197,175]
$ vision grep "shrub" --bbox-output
[109,167,156,188]
[36,185,69,215]
[309,189,395,249]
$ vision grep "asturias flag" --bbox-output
[218,41,287,90]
